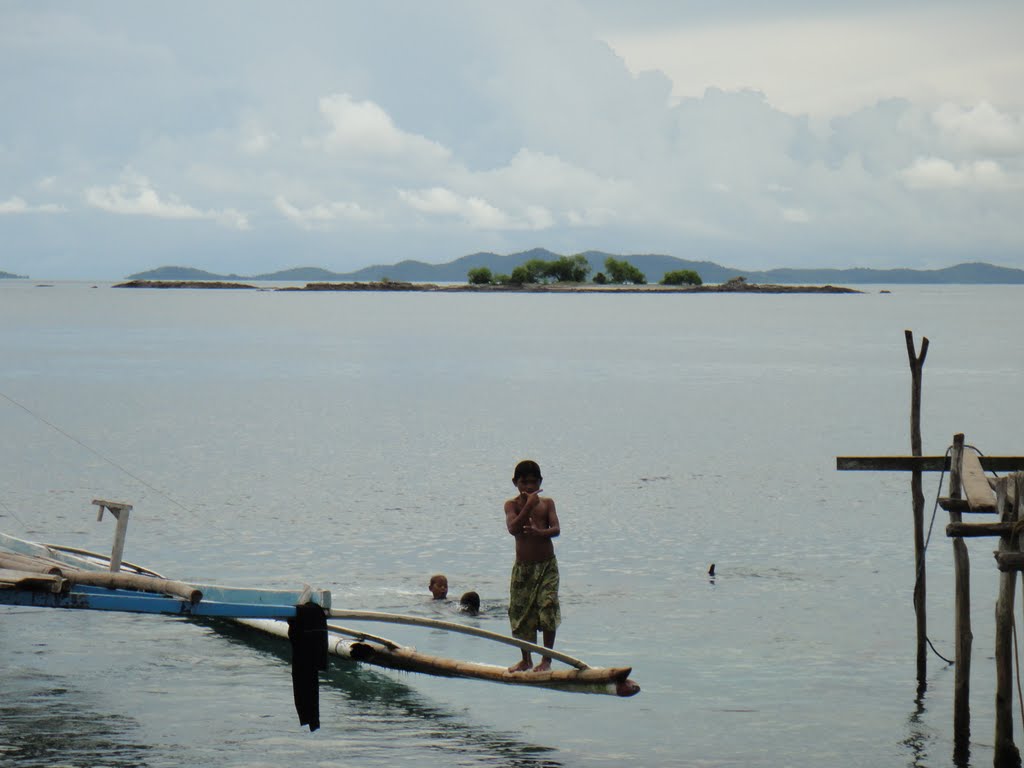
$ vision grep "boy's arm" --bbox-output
[505,492,541,534]
[524,499,560,538]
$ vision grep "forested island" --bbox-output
[115,277,860,293]
[124,248,1024,285]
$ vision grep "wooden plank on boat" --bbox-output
[0,532,113,572]
[0,552,64,574]
[962,451,997,512]
[0,567,64,592]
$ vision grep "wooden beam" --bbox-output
[994,552,1024,572]
[947,522,1013,538]
[940,498,996,514]
[962,451,997,512]
[837,456,1024,472]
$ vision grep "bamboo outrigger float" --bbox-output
[1,499,640,728]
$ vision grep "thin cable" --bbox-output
[0,390,195,514]
[0,495,31,530]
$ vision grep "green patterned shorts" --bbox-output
[508,556,561,639]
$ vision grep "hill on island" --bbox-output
[0,270,28,279]
[128,249,1024,284]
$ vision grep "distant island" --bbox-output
[0,270,28,279]
[114,277,860,294]
[126,249,1024,285]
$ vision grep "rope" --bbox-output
[0,496,31,531]
[912,446,954,664]
[0,389,195,515]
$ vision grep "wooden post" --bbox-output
[949,433,972,754]
[905,330,929,686]
[92,499,134,573]
[993,474,1022,768]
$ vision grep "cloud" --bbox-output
[398,187,520,229]
[315,93,451,168]
[274,195,371,230]
[600,6,1024,119]
[239,123,276,155]
[933,101,1024,156]
[0,196,65,215]
[781,207,811,223]
[85,170,249,229]
[900,157,1013,190]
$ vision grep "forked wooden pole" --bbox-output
[905,330,929,687]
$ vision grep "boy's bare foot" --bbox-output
[534,659,552,672]
[508,659,533,672]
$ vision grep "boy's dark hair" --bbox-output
[513,459,542,482]
[459,591,480,612]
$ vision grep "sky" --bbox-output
[1,1,1023,280]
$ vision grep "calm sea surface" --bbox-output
[1,281,1022,767]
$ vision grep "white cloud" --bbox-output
[239,124,276,155]
[782,207,811,223]
[900,157,1013,190]
[274,195,371,230]
[0,196,65,215]
[85,170,249,229]
[602,7,1024,119]
[398,187,519,229]
[316,93,451,167]
[933,101,1024,156]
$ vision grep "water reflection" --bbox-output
[203,619,564,767]
[0,671,151,768]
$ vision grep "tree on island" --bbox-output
[604,257,646,285]
[469,253,591,285]
[468,267,493,285]
[545,254,591,282]
[660,269,702,286]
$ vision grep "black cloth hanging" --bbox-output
[287,602,329,731]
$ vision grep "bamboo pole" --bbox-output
[328,609,590,669]
[905,330,929,686]
[949,433,972,753]
[61,570,202,604]
[993,475,1022,768]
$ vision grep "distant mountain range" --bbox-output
[30,249,1024,284]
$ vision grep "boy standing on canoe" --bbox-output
[504,459,561,672]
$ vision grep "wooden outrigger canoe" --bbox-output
[237,617,638,697]
[1,506,640,710]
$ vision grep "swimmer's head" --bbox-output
[428,574,448,599]
[459,591,480,613]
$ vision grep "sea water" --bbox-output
[1,280,1022,767]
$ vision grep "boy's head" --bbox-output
[513,459,542,484]
[459,591,480,614]
[428,574,448,599]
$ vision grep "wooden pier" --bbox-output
[838,331,1024,767]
